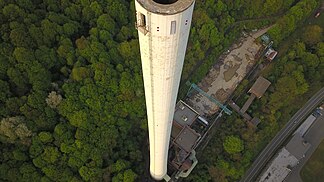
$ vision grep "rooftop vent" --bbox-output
[181,115,188,122]
[153,0,178,5]
[179,103,185,110]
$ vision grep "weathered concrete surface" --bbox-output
[136,0,195,179]
[188,27,271,116]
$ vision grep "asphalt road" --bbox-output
[240,87,324,182]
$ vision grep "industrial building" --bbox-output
[167,100,208,179]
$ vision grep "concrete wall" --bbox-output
[135,0,195,180]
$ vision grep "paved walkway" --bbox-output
[286,110,324,182]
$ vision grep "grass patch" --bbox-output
[300,140,324,182]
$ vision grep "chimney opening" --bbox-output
[153,0,178,5]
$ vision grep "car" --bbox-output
[313,112,320,118]
[316,108,322,115]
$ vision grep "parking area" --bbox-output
[286,109,324,182]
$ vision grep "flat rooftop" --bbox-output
[265,48,278,61]
[285,134,311,160]
[249,76,271,98]
[293,115,316,137]
[136,0,194,15]
[174,125,200,152]
[171,122,183,139]
[173,101,199,126]
[259,148,298,182]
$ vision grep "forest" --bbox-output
[0,0,321,181]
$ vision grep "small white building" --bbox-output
[265,48,278,61]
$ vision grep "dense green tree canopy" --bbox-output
[223,135,244,154]
[302,25,323,46]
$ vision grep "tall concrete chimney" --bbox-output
[135,0,195,180]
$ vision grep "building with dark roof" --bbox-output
[237,77,271,125]
[173,101,199,126]
[173,125,200,153]
[167,100,206,179]
[248,76,271,99]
